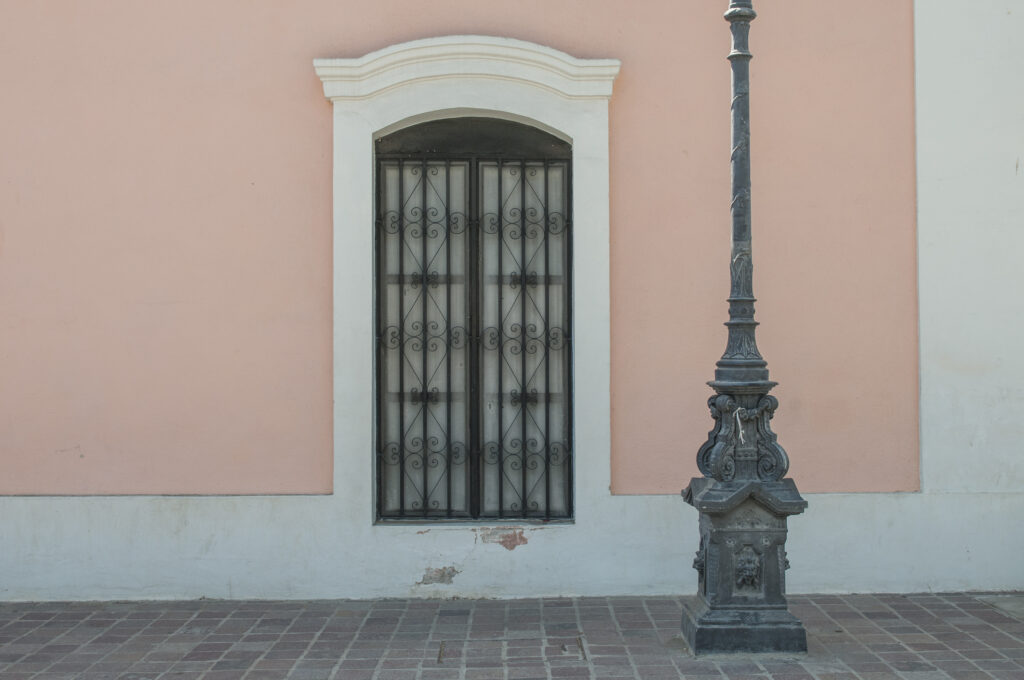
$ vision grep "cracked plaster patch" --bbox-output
[418,566,461,585]
[476,528,529,551]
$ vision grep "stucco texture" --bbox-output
[0,1,917,494]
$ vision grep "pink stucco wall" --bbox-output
[0,1,917,494]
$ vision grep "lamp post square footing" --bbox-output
[681,596,808,655]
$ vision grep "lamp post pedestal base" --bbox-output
[681,477,807,655]
[681,597,807,654]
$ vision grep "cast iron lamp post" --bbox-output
[680,0,808,654]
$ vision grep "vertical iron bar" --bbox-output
[468,159,480,518]
[421,160,429,517]
[375,159,384,519]
[564,162,574,517]
[520,161,528,518]
[397,161,406,517]
[497,160,504,518]
[543,162,551,520]
[445,161,452,517]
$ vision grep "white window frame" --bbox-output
[314,36,620,522]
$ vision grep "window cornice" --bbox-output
[314,35,621,101]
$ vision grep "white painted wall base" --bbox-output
[0,490,1021,601]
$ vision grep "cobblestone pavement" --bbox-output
[0,593,1022,680]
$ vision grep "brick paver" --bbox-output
[0,593,1021,679]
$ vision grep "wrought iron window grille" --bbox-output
[375,118,574,521]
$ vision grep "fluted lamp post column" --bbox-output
[680,0,808,654]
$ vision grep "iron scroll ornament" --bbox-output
[695,394,790,482]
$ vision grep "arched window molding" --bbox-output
[314,36,619,101]
[314,36,619,523]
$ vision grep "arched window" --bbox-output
[376,118,573,520]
